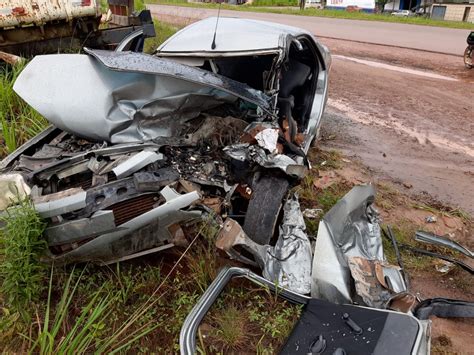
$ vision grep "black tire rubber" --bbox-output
[243,175,290,245]
[464,47,473,69]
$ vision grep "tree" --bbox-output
[375,0,389,12]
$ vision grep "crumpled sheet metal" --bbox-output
[224,143,307,178]
[48,186,201,264]
[216,194,312,294]
[311,185,406,306]
[263,194,312,294]
[13,51,271,144]
[255,128,279,153]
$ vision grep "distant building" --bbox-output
[384,0,473,21]
[431,0,474,22]
[384,0,429,12]
[325,0,376,12]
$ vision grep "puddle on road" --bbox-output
[333,55,459,82]
[327,98,474,158]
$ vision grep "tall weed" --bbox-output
[0,63,48,156]
[0,197,47,320]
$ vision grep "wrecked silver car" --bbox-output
[0,18,331,264]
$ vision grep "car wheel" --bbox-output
[243,175,290,245]
[464,47,473,69]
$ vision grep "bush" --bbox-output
[0,197,47,320]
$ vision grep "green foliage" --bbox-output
[0,63,48,157]
[0,197,47,320]
[381,221,464,273]
[201,285,302,353]
[135,0,146,11]
[99,0,108,12]
[308,148,343,171]
[251,0,298,6]
[26,266,159,354]
[144,21,180,54]
[212,305,249,350]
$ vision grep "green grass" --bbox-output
[309,148,343,171]
[0,197,47,320]
[252,0,298,6]
[0,63,48,157]
[200,280,302,353]
[148,1,474,30]
[0,211,300,353]
[1,16,471,352]
[144,21,181,54]
[412,202,471,221]
[135,0,146,11]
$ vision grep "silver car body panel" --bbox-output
[33,188,87,219]
[311,185,406,306]
[215,194,312,294]
[156,17,331,153]
[44,210,117,246]
[112,150,164,178]
[48,187,201,264]
[158,17,318,56]
[13,50,272,144]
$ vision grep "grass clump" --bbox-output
[412,203,471,221]
[0,63,48,157]
[309,148,343,170]
[0,197,47,320]
[200,282,302,353]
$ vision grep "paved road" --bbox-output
[147,4,471,55]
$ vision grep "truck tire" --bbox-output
[243,175,290,245]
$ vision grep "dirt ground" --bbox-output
[321,38,474,215]
[318,40,473,353]
[311,154,473,354]
[152,16,474,353]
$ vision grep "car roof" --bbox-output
[157,17,311,54]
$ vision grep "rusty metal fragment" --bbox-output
[348,257,393,308]
[0,51,23,65]
[387,292,419,314]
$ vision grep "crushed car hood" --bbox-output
[13,49,272,144]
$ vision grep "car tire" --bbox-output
[464,47,473,69]
[243,175,290,245]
